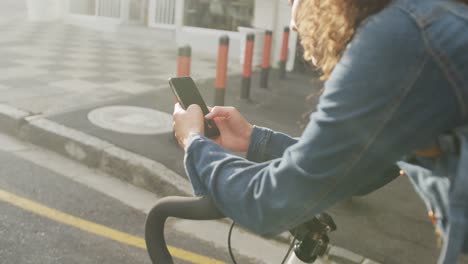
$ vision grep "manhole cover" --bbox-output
[87,106,173,135]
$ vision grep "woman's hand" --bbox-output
[205,106,253,152]
[173,103,204,150]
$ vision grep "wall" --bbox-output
[274,0,297,71]
[175,0,241,62]
[69,0,95,15]
[26,0,66,21]
[176,27,241,60]
[253,0,297,71]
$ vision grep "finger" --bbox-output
[187,104,203,115]
[211,117,221,126]
[173,103,184,115]
[205,106,233,119]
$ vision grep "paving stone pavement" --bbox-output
[0,15,242,117]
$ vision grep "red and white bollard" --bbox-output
[260,30,273,89]
[177,45,191,77]
[279,27,290,79]
[241,33,255,101]
[214,35,229,106]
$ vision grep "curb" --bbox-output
[0,103,380,264]
[0,104,29,136]
[0,103,192,197]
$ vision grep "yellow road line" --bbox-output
[0,189,225,264]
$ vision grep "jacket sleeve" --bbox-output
[246,126,299,163]
[245,126,400,196]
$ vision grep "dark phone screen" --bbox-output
[169,77,220,138]
[169,77,210,115]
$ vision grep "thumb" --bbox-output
[205,106,231,120]
[205,106,229,119]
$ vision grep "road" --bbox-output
[0,133,255,264]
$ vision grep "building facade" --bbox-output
[63,0,298,70]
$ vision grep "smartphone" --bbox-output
[169,77,220,138]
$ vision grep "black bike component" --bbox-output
[228,221,238,264]
[228,222,299,264]
[145,196,337,264]
[145,196,225,264]
[281,236,297,264]
[289,213,337,263]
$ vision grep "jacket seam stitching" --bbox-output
[443,3,468,21]
[395,2,467,121]
[420,29,467,121]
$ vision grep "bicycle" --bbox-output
[145,196,337,264]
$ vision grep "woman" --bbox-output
[173,0,468,262]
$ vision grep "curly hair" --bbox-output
[296,0,391,80]
[295,0,468,81]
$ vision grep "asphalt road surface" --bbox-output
[0,135,254,264]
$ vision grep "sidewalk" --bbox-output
[0,8,439,264]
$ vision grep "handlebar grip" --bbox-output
[145,196,225,264]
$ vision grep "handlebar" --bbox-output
[145,196,225,264]
[145,196,337,264]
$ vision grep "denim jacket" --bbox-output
[184,0,468,262]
